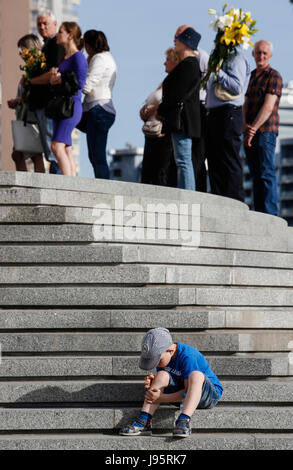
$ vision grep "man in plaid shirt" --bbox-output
[244,40,283,216]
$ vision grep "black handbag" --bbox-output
[166,77,201,132]
[45,94,74,120]
[45,70,79,120]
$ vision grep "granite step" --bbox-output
[1,244,293,270]
[0,205,287,238]
[0,354,289,377]
[0,433,291,450]
[0,379,291,404]
[0,406,291,432]
[1,264,293,288]
[1,286,293,307]
[0,307,292,329]
[0,330,292,353]
[0,224,289,252]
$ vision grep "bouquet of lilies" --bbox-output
[201,4,258,88]
[19,48,46,102]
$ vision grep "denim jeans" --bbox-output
[163,373,220,410]
[245,131,278,215]
[34,108,60,174]
[171,132,195,190]
[86,105,115,179]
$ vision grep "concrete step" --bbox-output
[0,406,292,432]
[0,205,287,238]
[1,244,293,270]
[0,171,250,212]
[0,354,289,377]
[0,433,291,450]
[1,264,293,288]
[0,224,289,252]
[1,307,292,329]
[0,330,292,353]
[2,286,293,307]
[0,379,291,404]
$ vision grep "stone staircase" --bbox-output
[0,171,292,450]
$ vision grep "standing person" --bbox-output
[50,22,88,176]
[140,47,178,187]
[244,40,283,216]
[8,34,45,173]
[119,328,223,438]
[174,25,209,192]
[157,27,201,191]
[205,49,250,202]
[82,30,117,179]
[27,11,65,174]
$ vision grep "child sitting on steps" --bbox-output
[119,327,223,438]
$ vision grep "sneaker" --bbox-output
[119,418,152,436]
[172,418,191,438]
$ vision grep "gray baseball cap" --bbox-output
[139,328,173,370]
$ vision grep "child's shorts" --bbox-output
[163,372,220,409]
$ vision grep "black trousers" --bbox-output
[206,105,245,202]
[192,102,207,192]
[141,134,177,187]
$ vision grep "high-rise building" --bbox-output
[0,0,81,172]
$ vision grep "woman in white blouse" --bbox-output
[83,30,117,179]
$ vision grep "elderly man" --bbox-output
[174,25,209,192]
[27,11,65,174]
[244,40,283,216]
[205,47,250,202]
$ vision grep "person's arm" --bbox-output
[245,93,278,147]
[83,54,106,95]
[217,54,247,95]
[145,387,185,405]
[29,71,51,85]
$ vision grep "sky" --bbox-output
[77,0,293,178]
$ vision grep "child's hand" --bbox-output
[144,373,154,390]
[145,388,161,404]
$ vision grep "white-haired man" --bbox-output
[244,40,283,216]
[26,11,65,174]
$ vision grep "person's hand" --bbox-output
[7,98,21,109]
[145,388,161,404]
[49,67,61,85]
[144,373,154,390]
[244,125,256,147]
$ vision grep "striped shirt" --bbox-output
[245,66,283,134]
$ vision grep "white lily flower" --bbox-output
[241,35,251,50]
[217,14,233,30]
[208,8,217,15]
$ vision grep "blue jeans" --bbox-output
[171,132,195,190]
[34,108,61,174]
[245,131,278,215]
[164,373,220,410]
[86,105,115,179]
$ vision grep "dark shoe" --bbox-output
[119,418,152,436]
[173,418,191,438]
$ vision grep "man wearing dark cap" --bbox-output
[175,25,210,192]
[156,27,201,191]
[119,328,223,438]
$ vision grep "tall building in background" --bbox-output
[0,0,81,172]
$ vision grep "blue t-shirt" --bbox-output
[157,342,223,398]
